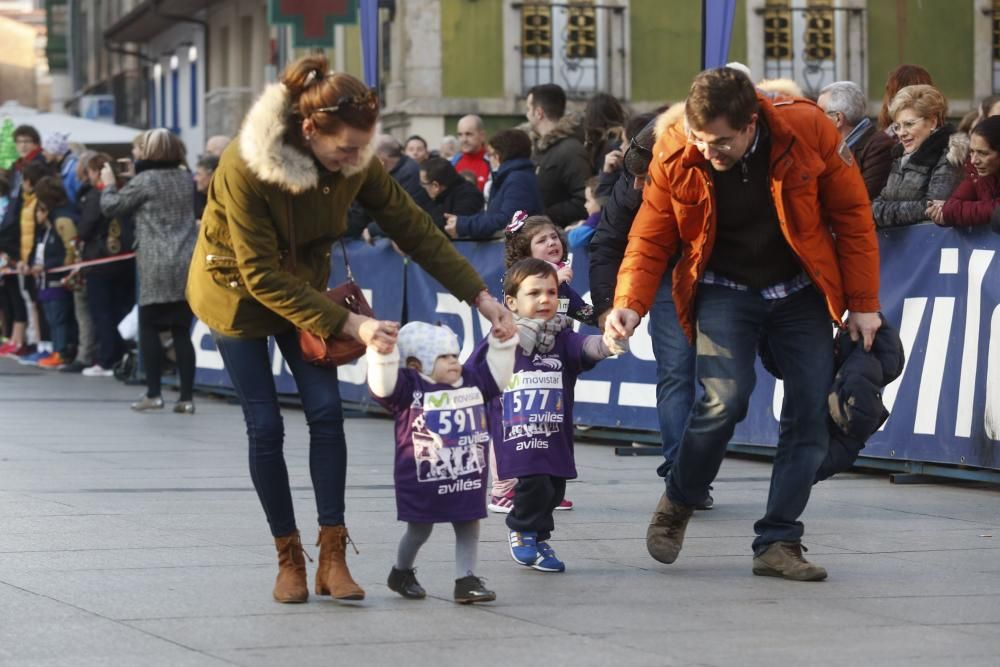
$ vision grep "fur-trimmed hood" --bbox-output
[534,111,585,153]
[238,83,375,194]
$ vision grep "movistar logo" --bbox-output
[427,393,451,408]
[505,376,521,391]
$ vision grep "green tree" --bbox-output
[0,119,18,170]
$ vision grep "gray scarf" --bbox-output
[513,314,571,354]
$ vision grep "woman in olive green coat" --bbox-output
[186,56,513,604]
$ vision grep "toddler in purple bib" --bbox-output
[368,321,515,603]
[483,258,625,573]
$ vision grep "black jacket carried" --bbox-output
[533,115,592,227]
[587,168,643,317]
[759,316,905,482]
[427,178,484,230]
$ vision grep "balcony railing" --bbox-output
[756,4,866,98]
[513,2,628,99]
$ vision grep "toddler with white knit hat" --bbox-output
[367,320,516,604]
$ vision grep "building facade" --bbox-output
[57,0,995,159]
[378,0,990,146]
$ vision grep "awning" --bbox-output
[104,0,211,43]
[0,101,142,145]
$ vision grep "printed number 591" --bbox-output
[438,407,477,435]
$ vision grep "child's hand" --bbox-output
[345,314,399,353]
[556,264,573,285]
[605,307,640,339]
[603,330,630,356]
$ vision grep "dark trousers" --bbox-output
[138,304,195,401]
[506,474,567,542]
[0,274,28,328]
[86,263,136,368]
[213,329,348,537]
[40,296,73,356]
[666,284,833,554]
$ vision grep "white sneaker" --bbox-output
[82,364,114,377]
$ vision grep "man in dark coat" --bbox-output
[818,81,895,200]
[419,157,484,230]
[526,84,592,227]
[349,135,436,239]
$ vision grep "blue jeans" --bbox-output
[41,296,73,356]
[649,271,696,477]
[666,284,833,553]
[214,329,348,537]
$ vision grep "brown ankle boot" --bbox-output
[315,525,365,600]
[273,530,309,603]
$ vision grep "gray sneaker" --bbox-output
[646,493,694,564]
[752,542,828,581]
[131,395,164,412]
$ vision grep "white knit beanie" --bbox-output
[397,322,460,374]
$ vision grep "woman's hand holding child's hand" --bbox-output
[345,313,399,354]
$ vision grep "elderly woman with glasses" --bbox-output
[186,54,514,605]
[872,84,966,228]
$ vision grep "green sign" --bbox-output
[45,0,68,72]
[268,0,359,48]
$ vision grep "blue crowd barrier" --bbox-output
[192,223,1000,473]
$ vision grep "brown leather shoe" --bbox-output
[752,542,828,581]
[315,525,365,600]
[273,530,309,603]
[646,493,694,564]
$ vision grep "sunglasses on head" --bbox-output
[315,90,379,115]
[623,135,653,176]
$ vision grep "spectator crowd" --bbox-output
[2,62,999,410]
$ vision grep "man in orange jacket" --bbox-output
[605,68,881,581]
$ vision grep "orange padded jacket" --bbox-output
[613,93,880,341]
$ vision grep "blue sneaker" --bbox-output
[17,350,49,365]
[509,530,539,566]
[532,541,565,572]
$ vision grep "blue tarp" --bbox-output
[192,224,1000,471]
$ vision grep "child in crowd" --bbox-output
[566,176,604,250]
[485,258,623,572]
[488,213,598,513]
[30,177,78,368]
[367,321,516,603]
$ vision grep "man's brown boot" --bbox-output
[646,493,694,564]
[272,530,309,603]
[752,542,827,581]
[315,525,365,600]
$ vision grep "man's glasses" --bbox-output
[890,118,926,134]
[686,133,735,154]
[315,90,379,115]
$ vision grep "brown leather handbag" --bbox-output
[286,199,374,367]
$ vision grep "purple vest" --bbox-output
[478,329,593,480]
[373,361,500,523]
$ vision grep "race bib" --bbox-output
[502,370,565,442]
[411,386,488,483]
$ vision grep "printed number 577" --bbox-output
[510,389,550,413]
